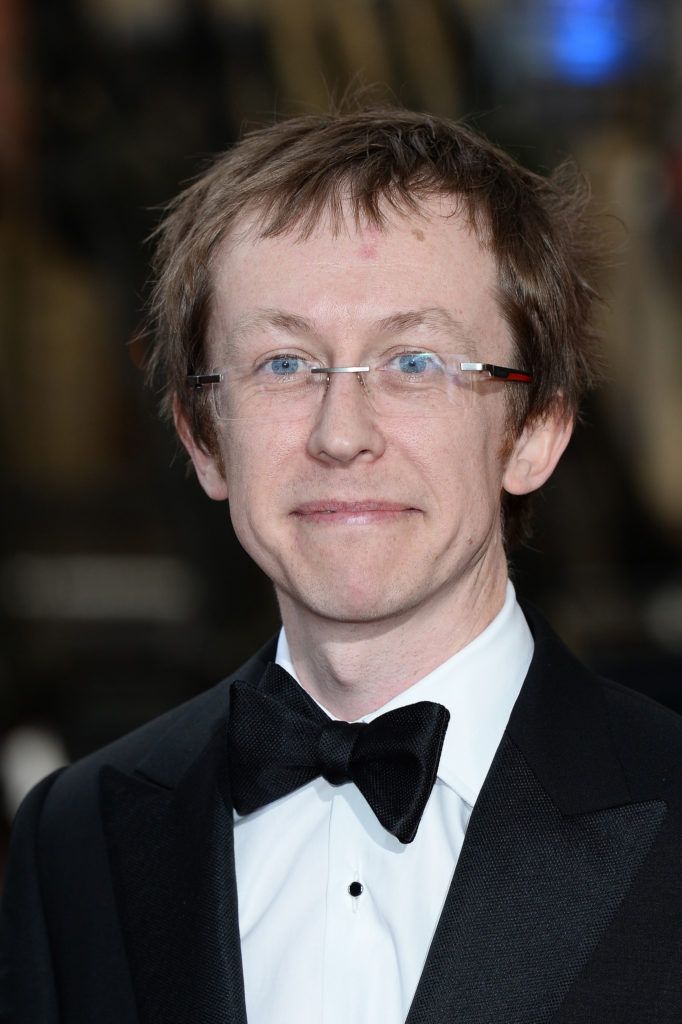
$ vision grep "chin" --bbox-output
[289,576,428,625]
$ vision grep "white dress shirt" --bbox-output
[233,581,533,1024]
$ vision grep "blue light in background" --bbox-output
[549,0,635,82]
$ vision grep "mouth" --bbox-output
[292,500,420,524]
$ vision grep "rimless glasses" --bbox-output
[187,348,533,422]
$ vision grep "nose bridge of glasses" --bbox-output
[309,364,377,417]
[311,364,370,396]
[310,365,371,378]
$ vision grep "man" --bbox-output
[2,107,681,1024]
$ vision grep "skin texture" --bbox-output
[177,198,572,718]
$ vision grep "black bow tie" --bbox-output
[227,663,450,844]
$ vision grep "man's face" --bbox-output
[201,198,520,624]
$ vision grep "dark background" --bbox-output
[1,0,681,858]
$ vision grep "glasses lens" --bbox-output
[210,356,326,421]
[366,352,476,417]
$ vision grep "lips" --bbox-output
[293,500,416,515]
[290,500,420,526]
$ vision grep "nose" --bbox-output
[306,370,386,465]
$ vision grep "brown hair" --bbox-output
[146,106,605,547]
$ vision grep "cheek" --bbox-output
[397,412,506,514]
[220,422,301,514]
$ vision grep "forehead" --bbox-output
[208,196,508,355]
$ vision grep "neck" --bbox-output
[277,566,509,720]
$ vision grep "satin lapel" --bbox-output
[100,726,246,1024]
[406,736,665,1024]
[98,641,275,1024]
[407,606,667,1024]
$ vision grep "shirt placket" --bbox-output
[322,783,373,1024]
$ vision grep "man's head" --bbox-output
[146,106,603,570]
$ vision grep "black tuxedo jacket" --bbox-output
[2,604,682,1023]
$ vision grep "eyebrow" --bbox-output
[372,307,469,339]
[231,306,470,342]
[230,309,318,342]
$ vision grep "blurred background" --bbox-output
[1,0,681,865]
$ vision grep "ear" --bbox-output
[502,403,573,496]
[173,396,229,501]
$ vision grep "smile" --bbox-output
[292,501,420,524]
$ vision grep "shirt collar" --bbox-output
[275,580,533,808]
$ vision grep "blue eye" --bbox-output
[269,356,300,375]
[399,353,427,374]
[396,352,439,374]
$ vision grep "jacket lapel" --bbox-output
[406,605,667,1024]
[99,641,275,1024]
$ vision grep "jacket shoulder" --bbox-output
[516,600,682,809]
[599,675,682,792]
[58,679,227,793]
[31,634,277,832]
